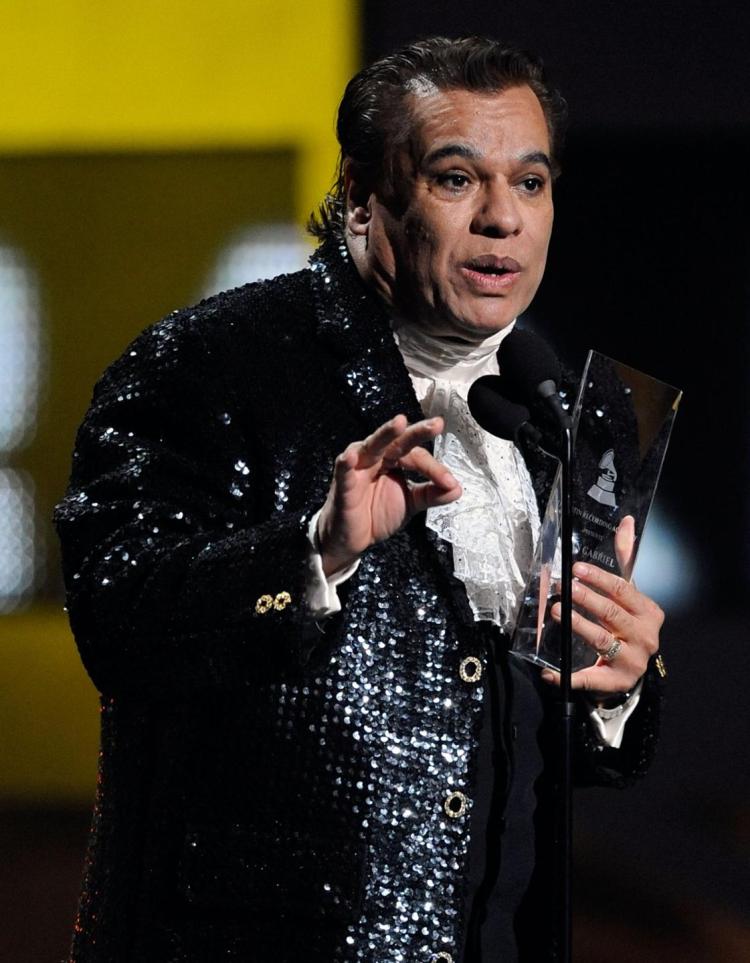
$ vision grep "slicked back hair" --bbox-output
[309,36,568,242]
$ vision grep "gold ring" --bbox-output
[600,638,623,662]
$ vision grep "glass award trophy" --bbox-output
[511,351,682,672]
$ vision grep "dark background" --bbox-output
[366,0,750,604]
[363,1,750,958]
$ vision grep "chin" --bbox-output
[448,310,517,339]
[442,293,520,333]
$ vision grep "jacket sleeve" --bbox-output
[571,655,666,786]
[55,310,320,697]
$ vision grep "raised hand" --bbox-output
[317,414,462,576]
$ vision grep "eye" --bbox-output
[519,175,545,194]
[437,172,471,192]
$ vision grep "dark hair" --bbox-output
[309,36,568,242]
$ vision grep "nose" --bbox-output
[470,179,522,238]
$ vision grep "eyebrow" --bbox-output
[422,144,552,171]
[422,144,482,165]
[518,150,552,171]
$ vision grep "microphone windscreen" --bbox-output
[498,327,561,403]
[467,375,532,441]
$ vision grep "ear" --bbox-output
[344,161,372,237]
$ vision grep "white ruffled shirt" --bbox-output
[305,320,640,748]
[395,319,539,632]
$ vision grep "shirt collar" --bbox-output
[391,318,516,385]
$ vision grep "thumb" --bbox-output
[614,514,636,581]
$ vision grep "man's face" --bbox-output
[352,84,554,339]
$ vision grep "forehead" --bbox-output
[404,85,550,161]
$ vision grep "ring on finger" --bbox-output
[599,638,623,662]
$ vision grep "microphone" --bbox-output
[467,375,542,449]
[498,327,571,429]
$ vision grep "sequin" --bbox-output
[53,237,663,963]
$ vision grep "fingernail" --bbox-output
[573,562,589,576]
[541,671,554,683]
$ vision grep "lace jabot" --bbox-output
[392,320,540,631]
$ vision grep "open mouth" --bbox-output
[465,256,522,276]
[462,256,522,289]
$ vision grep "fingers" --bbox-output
[334,414,426,488]
[390,442,462,514]
[544,557,664,694]
[551,580,636,645]
[357,415,443,470]
[379,417,444,467]
[540,628,652,693]
[551,603,631,664]
[567,662,639,693]
[407,477,463,515]
[542,612,657,691]
[550,564,638,657]
[571,561,664,642]
[331,414,457,509]
[541,662,642,695]
[570,561,650,618]
[614,514,636,580]
[550,580,660,667]
[399,444,458,491]
[331,442,364,497]
[549,598,642,682]
[357,414,410,468]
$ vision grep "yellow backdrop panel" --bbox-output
[1,0,356,223]
[0,610,99,803]
[0,1,357,804]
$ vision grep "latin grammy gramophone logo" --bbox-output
[587,448,618,508]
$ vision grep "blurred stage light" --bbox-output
[0,469,36,611]
[635,503,698,612]
[0,245,41,451]
[0,244,41,610]
[202,223,312,297]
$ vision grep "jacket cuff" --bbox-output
[573,654,666,787]
[304,508,361,619]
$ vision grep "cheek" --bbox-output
[397,222,444,289]
[402,215,434,253]
[402,205,460,266]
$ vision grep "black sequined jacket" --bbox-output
[56,240,663,963]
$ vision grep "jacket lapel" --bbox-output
[309,240,480,623]
[310,240,425,435]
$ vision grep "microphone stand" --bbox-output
[558,423,574,963]
[538,380,574,963]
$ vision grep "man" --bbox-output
[56,37,664,962]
